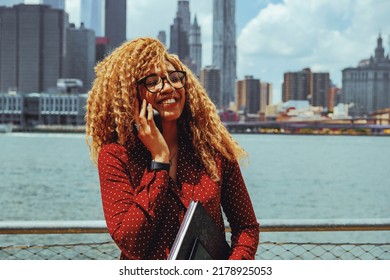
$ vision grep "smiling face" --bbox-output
[137,61,186,122]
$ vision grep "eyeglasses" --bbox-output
[136,71,186,93]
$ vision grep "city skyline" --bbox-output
[9,0,390,103]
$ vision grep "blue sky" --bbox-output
[18,0,390,102]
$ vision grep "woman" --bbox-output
[86,37,259,260]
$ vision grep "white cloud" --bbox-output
[237,0,390,102]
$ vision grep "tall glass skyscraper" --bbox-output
[212,0,236,110]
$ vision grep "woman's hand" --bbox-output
[134,98,170,163]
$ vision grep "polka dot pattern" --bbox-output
[97,135,259,260]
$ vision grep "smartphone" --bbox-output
[137,92,163,132]
[153,108,163,133]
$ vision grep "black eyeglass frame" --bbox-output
[136,71,187,94]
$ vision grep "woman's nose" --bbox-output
[160,77,174,93]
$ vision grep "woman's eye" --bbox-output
[146,81,158,86]
[145,78,159,86]
[169,74,180,82]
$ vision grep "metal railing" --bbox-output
[1,219,389,260]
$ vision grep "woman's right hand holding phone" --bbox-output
[134,99,170,163]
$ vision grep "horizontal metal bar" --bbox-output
[257,219,390,232]
[1,219,390,235]
[0,220,108,235]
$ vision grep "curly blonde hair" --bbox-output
[86,37,246,181]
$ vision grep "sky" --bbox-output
[12,0,390,102]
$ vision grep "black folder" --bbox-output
[168,200,231,260]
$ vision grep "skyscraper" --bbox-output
[282,68,312,103]
[236,76,261,114]
[157,31,167,47]
[282,68,330,108]
[176,0,190,33]
[65,23,95,92]
[312,72,330,108]
[260,82,273,113]
[169,0,202,76]
[80,0,103,36]
[169,1,190,60]
[342,34,390,116]
[201,65,220,107]
[212,0,236,110]
[0,4,68,93]
[189,15,202,77]
[41,0,64,10]
[236,79,272,120]
[105,0,126,51]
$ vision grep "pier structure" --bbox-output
[224,120,390,135]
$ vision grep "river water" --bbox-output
[0,133,389,249]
